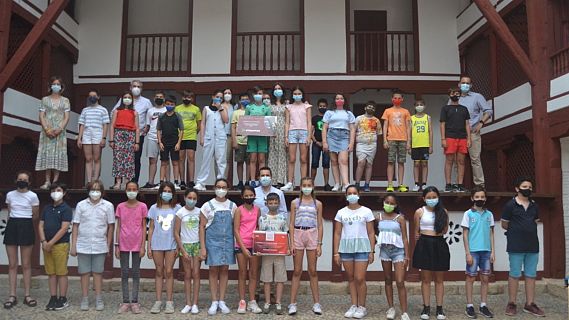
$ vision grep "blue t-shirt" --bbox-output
[148,204,181,251]
[460,208,494,252]
[323,110,356,130]
[41,202,73,244]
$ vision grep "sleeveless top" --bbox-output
[377,213,404,248]
[236,204,259,248]
[115,109,136,131]
[411,114,430,148]
[294,198,318,228]
[203,106,227,140]
[419,206,436,232]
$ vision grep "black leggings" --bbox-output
[120,252,141,303]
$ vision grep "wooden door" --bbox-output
[353,10,387,72]
[352,103,389,182]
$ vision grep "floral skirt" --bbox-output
[112,129,135,179]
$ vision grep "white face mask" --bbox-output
[126,191,138,200]
[215,188,228,198]
[50,191,64,201]
[224,93,232,102]
[89,191,102,201]
[123,98,132,106]
[131,87,141,96]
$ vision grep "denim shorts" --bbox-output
[378,244,405,263]
[466,251,492,276]
[288,129,308,144]
[508,252,539,278]
[311,142,330,168]
[340,252,369,262]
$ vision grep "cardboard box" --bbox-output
[253,231,289,255]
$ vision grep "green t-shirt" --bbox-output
[174,104,201,141]
[245,104,271,116]
[231,108,247,145]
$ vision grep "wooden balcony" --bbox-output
[551,45,569,78]
[348,31,416,74]
[122,33,190,76]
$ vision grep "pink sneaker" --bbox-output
[130,303,142,314]
[118,303,131,314]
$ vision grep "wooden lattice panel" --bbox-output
[7,15,42,97]
[462,35,492,100]
[505,135,535,187]
[481,149,498,191]
[497,4,529,95]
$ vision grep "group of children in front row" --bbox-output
[4,171,545,318]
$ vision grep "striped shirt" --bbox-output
[78,105,110,130]
[294,198,318,228]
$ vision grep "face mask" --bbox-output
[89,191,102,200]
[318,107,327,114]
[88,96,98,105]
[210,105,218,112]
[51,191,64,201]
[182,98,192,105]
[223,94,232,102]
[185,199,197,208]
[336,99,345,108]
[450,95,460,102]
[273,89,283,98]
[260,176,272,187]
[301,187,313,196]
[215,188,228,198]
[161,192,173,202]
[383,203,395,213]
[262,98,271,106]
[154,98,164,105]
[293,94,303,102]
[346,194,359,204]
[365,108,375,115]
[460,83,471,93]
[473,200,485,208]
[425,198,439,208]
[253,94,262,102]
[240,100,250,107]
[165,106,175,112]
[131,87,141,96]
[126,191,138,200]
[16,180,29,189]
[51,84,61,93]
[243,198,255,205]
[519,188,532,198]
[415,105,425,113]
[392,98,403,106]
[212,97,222,104]
[123,98,132,106]
[267,204,279,212]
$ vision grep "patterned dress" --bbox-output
[112,109,136,179]
[35,96,70,172]
[268,103,288,185]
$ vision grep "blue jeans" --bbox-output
[508,252,539,278]
[311,142,330,169]
[465,251,491,276]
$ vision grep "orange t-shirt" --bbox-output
[381,106,411,141]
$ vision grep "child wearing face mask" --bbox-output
[114,181,148,314]
[382,91,411,193]
[38,182,72,311]
[231,94,252,190]
[410,100,433,192]
[354,101,382,192]
[157,96,184,189]
[311,99,332,190]
[175,91,201,190]
[245,86,272,188]
[70,180,115,312]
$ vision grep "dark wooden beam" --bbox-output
[0,0,13,165]
[0,0,69,91]
[472,0,535,84]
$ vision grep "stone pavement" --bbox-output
[0,277,567,319]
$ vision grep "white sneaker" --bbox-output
[218,301,230,314]
[181,304,192,314]
[332,184,341,192]
[313,303,323,315]
[208,301,219,315]
[191,304,199,314]
[412,184,421,192]
[152,184,160,190]
[353,306,367,319]
[248,300,262,314]
[280,182,294,191]
[194,183,206,191]
[345,305,358,318]
[401,312,411,320]
[386,306,396,319]
[341,185,348,192]
[174,183,181,190]
[237,300,246,314]
[288,303,298,315]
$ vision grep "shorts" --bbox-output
[160,145,180,161]
[327,128,350,153]
[44,242,70,276]
[180,140,197,150]
[444,138,468,155]
[82,127,104,144]
[146,139,160,158]
[378,244,405,263]
[293,227,318,250]
[247,136,268,153]
[180,242,200,257]
[356,143,377,164]
[226,136,233,161]
[411,147,430,161]
[311,142,330,169]
[260,255,287,283]
[77,253,106,274]
[234,247,253,254]
[288,129,308,144]
[508,252,539,278]
[340,252,370,262]
[387,140,407,163]
[466,250,492,276]
[412,235,450,271]
[3,218,35,246]
[234,144,249,163]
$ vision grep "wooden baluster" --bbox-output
[364,33,368,72]
[277,35,281,71]
[255,34,259,71]
[404,34,408,72]
[354,34,358,72]
[151,37,156,71]
[137,37,142,72]
[240,36,244,71]
[129,38,134,72]
[285,34,288,71]
[179,36,184,72]
[377,32,381,73]
[263,34,267,71]
[292,34,296,71]
[165,36,170,71]
[144,36,149,72]
[270,35,274,71]
[158,36,163,71]
[248,35,252,71]
[397,34,401,72]
[390,34,394,71]
[172,36,176,71]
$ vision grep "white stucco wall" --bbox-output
[237,0,300,32]
[127,0,190,34]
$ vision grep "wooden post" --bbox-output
[0,0,13,164]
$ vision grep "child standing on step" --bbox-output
[410,100,432,192]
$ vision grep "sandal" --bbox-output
[23,296,37,307]
[4,296,17,309]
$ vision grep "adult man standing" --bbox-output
[457,76,493,188]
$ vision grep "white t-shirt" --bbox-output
[200,199,236,228]
[176,206,201,244]
[145,106,167,141]
[334,205,374,253]
[6,190,39,218]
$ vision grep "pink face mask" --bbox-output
[336,99,345,107]
[392,97,403,106]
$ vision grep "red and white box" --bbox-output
[253,231,289,255]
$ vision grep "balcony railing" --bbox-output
[348,31,415,74]
[233,31,302,74]
[124,33,190,75]
[551,45,569,78]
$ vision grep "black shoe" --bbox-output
[420,305,431,319]
[141,182,155,189]
[187,181,195,189]
[45,296,57,311]
[479,306,494,318]
[465,306,477,318]
[235,181,244,191]
[444,184,454,192]
[324,184,332,191]
[451,184,459,192]
[436,306,446,319]
[179,181,187,190]
[456,184,468,193]
[54,297,69,311]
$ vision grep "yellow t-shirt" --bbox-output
[231,108,247,145]
[411,114,430,148]
[174,104,201,141]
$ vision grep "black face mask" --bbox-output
[182,99,192,105]
[519,188,532,197]
[210,106,218,112]
[243,198,255,205]
[450,96,460,102]
[154,98,164,105]
[16,181,29,189]
[318,108,327,114]
[473,200,486,208]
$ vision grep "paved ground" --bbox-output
[0,278,567,319]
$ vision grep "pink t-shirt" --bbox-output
[235,205,259,249]
[286,102,312,130]
[116,201,148,252]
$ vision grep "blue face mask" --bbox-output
[165,106,175,112]
[161,192,173,202]
[253,94,263,102]
[425,198,439,208]
[293,94,303,102]
[273,89,283,98]
[263,98,271,106]
[212,97,222,104]
[259,176,272,187]
[185,199,197,208]
[346,194,359,204]
[460,83,471,93]
[240,99,250,107]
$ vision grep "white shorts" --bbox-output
[356,143,377,164]
[146,139,160,159]
[82,127,103,144]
